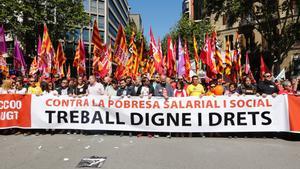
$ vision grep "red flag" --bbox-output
[98,44,112,78]
[210,32,217,74]
[67,64,71,79]
[166,35,175,77]
[73,38,86,76]
[245,53,256,83]
[200,34,215,76]
[173,41,177,75]
[157,37,164,75]
[114,25,128,80]
[260,55,270,79]
[149,27,163,75]
[245,51,250,74]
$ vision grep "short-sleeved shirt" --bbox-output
[186,84,205,96]
[27,86,42,95]
[88,82,105,95]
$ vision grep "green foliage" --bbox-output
[162,14,212,59]
[205,0,300,74]
[0,0,89,57]
[124,19,148,51]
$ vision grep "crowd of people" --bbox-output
[0,72,299,97]
[0,72,299,137]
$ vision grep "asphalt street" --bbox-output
[0,134,300,169]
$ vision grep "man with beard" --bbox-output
[154,75,173,98]
[238,76,257,95]
[55,78,73,96]
[117,78,136,96]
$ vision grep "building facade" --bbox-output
[183,0,300,77]
[82,0,129,46]
[129,14,143,32]
[65,0,129,75]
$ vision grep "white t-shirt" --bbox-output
[105,85,117,96]
[15,88,27,94]
[140,86,150,96]
[61,88,69,95]
[88,82,105,95]
[0,88,9,94]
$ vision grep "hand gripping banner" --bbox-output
[0,94,298,132]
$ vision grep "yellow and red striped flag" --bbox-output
[224,40,232,76]
[215,45,224,75]
[0,55,8,77]
[40,23,55,75]
[29,56,38,76]
[73,38,86,76]
[184,39,191,81]
[193,35,200,74]
[91,19,105,75]
[126,32,139,78]
[136,36,144,76]
[53,42,66,78]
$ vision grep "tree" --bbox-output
[0,0,89,61]
[124,19,148,51]
[205,0,300,75]
[161,15,211,60]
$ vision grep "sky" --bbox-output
[128,0,182,41]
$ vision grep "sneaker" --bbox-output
[15,131,22,135]
[23,132,31,136]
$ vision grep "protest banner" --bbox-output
[1,94,295,132]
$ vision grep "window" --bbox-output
[292,0,299,15]
[90,14,97,26]
[225,35,234,50]
[98,16,105,29]
[83,29,90,42]
[84,44,90,58]
[66,32,72,41]
[109,23,117,38]
[109,10,120,27]
[91,0,97,13]
[222,15,227,25]
[98,1,105,15]
[83,0,89,12]
[114,0,128,21]
[109,1,126,26]
[74,29,80,42]
[99,31,104,40]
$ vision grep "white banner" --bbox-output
[30,95,290,132]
